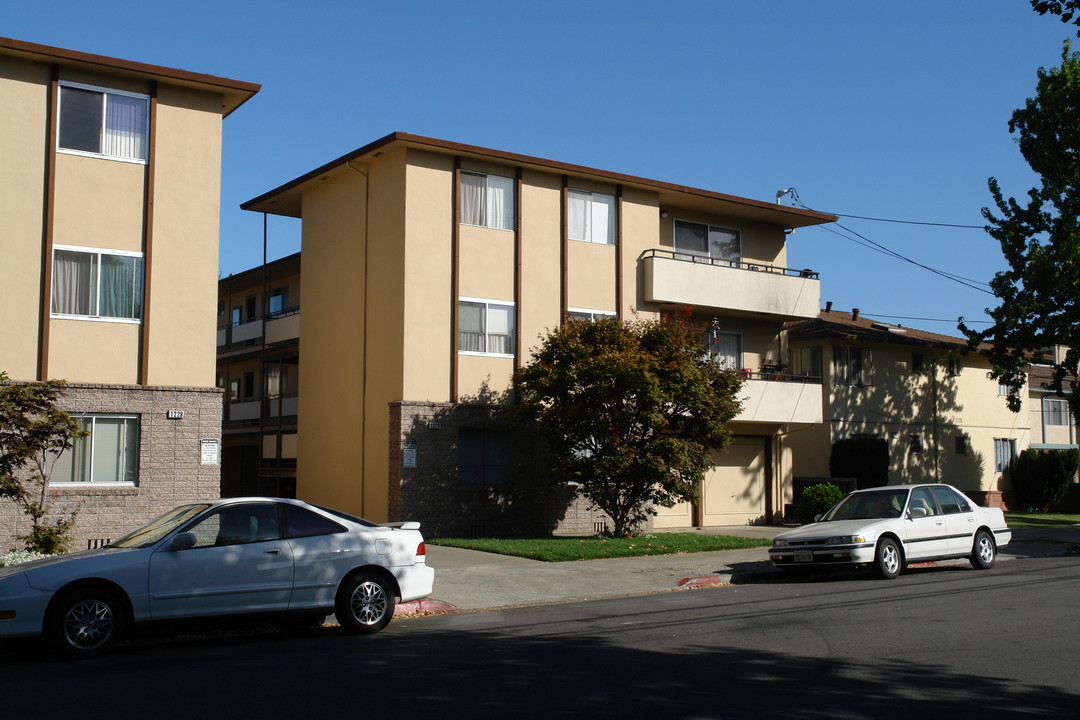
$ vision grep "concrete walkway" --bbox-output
[398,524,1080,615]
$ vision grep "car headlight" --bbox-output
[773,539,789,547]
[826,535,866,545]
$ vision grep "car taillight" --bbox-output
[416,542,426,557]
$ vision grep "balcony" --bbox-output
[733,372,823,424]
[642,249,820,320]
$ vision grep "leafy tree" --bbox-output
[961,42,1080,419]
[1010,448,1079,510]
[511,313,744,537]
[1032,0,1080,34]
[0,372,85,553]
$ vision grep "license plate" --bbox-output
[794,550,813,563]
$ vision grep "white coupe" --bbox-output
[770,484,1012,579]
[0,498,434,657]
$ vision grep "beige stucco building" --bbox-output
[236,133,836,534]
[0,37,258,549]
[785,308,1057,507]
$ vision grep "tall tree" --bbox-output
[0,372,85,553]
[962,42,1080,416]
[1032,0,1080,34]
[511,313,744,536]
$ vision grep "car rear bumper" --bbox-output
[395,562,435,602]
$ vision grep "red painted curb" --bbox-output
[677,575,721,588]
[395,598,459,616]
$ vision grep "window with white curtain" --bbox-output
[460,171,515,230]
[49,415,139,484]
[58,82,149,162]
[51,246,143,321]
[993,438,1016,473]
[1045,398,1069,426]
[568,189,616,244]
[833,345,874,387]
[674,220,741,262]
[705,328,742,370]
[458,299,515,356]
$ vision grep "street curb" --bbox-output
[396,598,459,616]
[677,575,723,588]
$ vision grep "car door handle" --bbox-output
[264,549,279,555]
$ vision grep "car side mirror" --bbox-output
[813,514,823,523]
[908,507,927,519]
[169,532,196,551]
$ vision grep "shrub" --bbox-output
[0,550,49,567]
[1010,448,1079,511]
[795,482,845,524]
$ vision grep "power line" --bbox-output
[819,212,984,230]
[859,312,992,326]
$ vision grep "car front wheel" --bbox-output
[874,537,902,579]
[336,572,395,634]
[46,587,127,658]
[970,530,996,570]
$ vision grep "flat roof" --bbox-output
[0,36,260,116]
[242,132,838,229]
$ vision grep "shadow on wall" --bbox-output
[390,381,608,538]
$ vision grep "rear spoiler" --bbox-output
[380,521,421,531]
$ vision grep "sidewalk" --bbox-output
[398,524,1080,615]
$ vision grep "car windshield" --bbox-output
[822,489,908,521]
[108,504,212,548]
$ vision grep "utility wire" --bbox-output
[818,212,984,229]
[786,189,995,295]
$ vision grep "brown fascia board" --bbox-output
[241,131,840,228]
[789,315,972,352]
[0,36,260,116]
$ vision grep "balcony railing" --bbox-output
[642,249,820,320]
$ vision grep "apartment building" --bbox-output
[785,308,1033,507]
[0,37,258,548]
[216,253,300,498]
[238,133,836,535]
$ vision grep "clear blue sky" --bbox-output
[3,1,1071,334]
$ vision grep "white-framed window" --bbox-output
[568,189,615,244]
[58,82,149,163]
[705,328,742,370]
[460,171,515,230]
[994,438,1017,473]
[567,308,616,322]
[50,415,139,484]
[458,299,516,356]
[833,345,873,387]
[673,219,741,262]
[51,245,143,322]
[1044,397,1070,426]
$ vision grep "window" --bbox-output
[245,295,257,322]
[994,438,1016,473]
[673,220,740,262]
[930,486,970,514]
[1045,398,1069,426]
[790,347,822,379]
[50,415,139,484]
[833,346,873,387]
[567,308,615,322]
[268,287,288,316]
[458,428,512,485]
[909,434,924,455]
[458,299,515,356]
[998,380,1020,398]
[229,379,240,402]
[51,246,143,321]
[705,328,742,370]
[568,189,615,244]
[282,504,346,538]
[231,306,242,327]
[460,171,515,230]
[186,503,280,547]
[955,436,968,455]
[947,357,963,377]
[912,354,925,373]
[58,82,148,162]
[243,370,256,401]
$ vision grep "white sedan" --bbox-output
[0,498,434,657]
[770,484,1012,579]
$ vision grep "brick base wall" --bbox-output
[1,383,222,553]
[390,401,612,538]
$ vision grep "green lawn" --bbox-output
[426,533,772,562]
[1004,511,1080,528]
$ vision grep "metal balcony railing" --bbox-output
[641,248,819,279]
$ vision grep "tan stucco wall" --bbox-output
[0,55,48,379]
[295,167,376,517]
[145,84,224,387]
